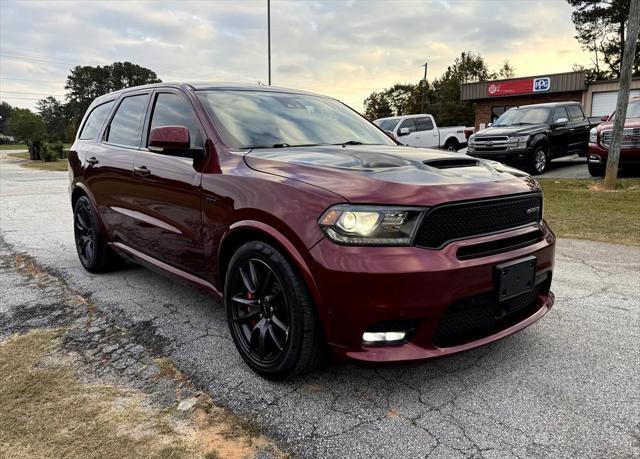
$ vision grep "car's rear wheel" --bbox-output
[529,145,549,175]
[225,241,325,379]
[73,196,123,272]
[444,139,460,151]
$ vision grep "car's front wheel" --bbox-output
[529,145,549,175]
[588,160,605,177]
[224,241,326,379]
[73,196,123,273]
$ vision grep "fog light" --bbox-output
[362,331,407,343]
[589,154,601,162]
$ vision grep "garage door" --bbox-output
[592,90,640,116]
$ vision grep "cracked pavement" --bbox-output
[1,155,639,458]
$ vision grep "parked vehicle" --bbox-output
[69,83,555,379]
[374,114,471,151]
[587,97,640,176]
[467,102,594,175]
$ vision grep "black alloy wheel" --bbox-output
[73,196,123,272]
[225,241,325,379]
[229,258,290,363]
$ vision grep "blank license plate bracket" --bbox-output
[495,256,536,301]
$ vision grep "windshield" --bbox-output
[493,107,551,126]
[610,100,640,121]
[376,118,400,131]
[196,90,395,149]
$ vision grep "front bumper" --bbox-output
[588,143,640,166]
[309,222,555,363]
[467,146,533,163]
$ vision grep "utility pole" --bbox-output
[420,62,428,113]
[267,0,271,85]
[604,0,639,189]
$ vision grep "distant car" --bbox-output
[374,114,472,151]
[467,102,595,175]
[587,97,640,176]
[69,82,555,379]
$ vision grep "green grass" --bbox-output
[539,178,640,246]
[7,152,29,160]
[21,160,68,171]
[0,144,28,150]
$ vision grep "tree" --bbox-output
[568,0,640,78]
[36,97,70,142]
[65,61,161,125]
[7,108,47,159]
[0,102,13,135]
[363,91,393,120]
[494,60,516,79]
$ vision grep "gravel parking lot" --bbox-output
[1,155,639,458]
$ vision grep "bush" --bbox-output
[39,141,64,162]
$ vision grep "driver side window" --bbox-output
[553,107,569,124]
[399,118,416,133]
[148,93,204,149]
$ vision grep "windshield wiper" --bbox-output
[335,140,364,146]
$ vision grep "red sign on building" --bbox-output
[486,77,551,97]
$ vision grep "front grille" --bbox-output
[456,229,543,260]
[602,128,640,148]
[414,193,543,249]
[472,136,511,152]
[433,283,546,347]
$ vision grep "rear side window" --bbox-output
[566,105,585,121]
[79,101,114,140]
[415,117,434,131]
[107,95,149,147]
[399,118,417,133]
[552,106,569,123]
[148,93,203,148]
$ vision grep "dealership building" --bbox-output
[461,70,640,130]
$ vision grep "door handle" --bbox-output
[134,165,151,176]
[86,157,99,165]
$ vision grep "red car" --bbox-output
[588,97,640,176]
[69,83,555,379]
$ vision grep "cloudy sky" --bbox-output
[0,0,591,112]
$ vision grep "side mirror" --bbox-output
[487,123,493,127]
[148,126,203,159]
[600,115,609,122]
[398,127,410,137]
[554,117,568,127]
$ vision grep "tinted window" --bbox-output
[566,104,585,121]
[376,118,400,131]
[196,90,394,149]
[494,107,551,126]
[79,101,114,140]
[107,95,148,147]
[149,93,203,148]
[399,118,417,133]
[552,106,569,123]
[415,117,434,131]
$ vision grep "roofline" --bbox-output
[461,70,585,87]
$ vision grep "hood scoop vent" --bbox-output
[424,158,479,169]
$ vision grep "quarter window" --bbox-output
[415,117,434,131]
[148,93,203,148]
[399,118,417,133]
[79,101,114,140]
[107,94,149,147]
[566,105,585,121]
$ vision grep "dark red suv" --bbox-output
[69,83,555,379]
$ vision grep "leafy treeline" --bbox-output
[1,62,160,160]
[363,52,515,125]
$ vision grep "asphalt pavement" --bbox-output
[1,155,638,458]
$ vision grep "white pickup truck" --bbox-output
[374,114,473,151]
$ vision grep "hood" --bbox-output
[244,145,540,206]
[476,124,548,137]
[596,118,640,132]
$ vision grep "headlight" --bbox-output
[510,135,530,148]
[318,205,425,246]
[589,128,597,144]
[468,134,476,145]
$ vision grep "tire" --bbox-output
[444,139,460,151]
[529,145,549,175]
[588,160,605,177]
[224,241,326,380]
[73,196,123,273]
